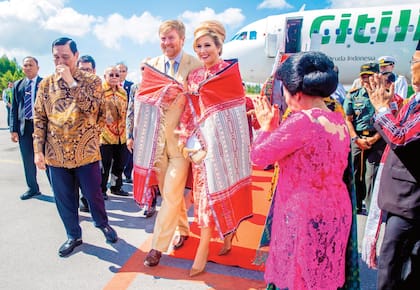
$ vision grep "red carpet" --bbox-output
[171,168,273,272]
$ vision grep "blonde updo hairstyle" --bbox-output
[193,20,226,56]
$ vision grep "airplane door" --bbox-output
[285,18,302,53]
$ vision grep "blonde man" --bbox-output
[137,20,201,267]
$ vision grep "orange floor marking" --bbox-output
[104,237,266,290]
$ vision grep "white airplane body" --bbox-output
[222,4,420,86]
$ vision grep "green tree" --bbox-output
[0,55,24,96]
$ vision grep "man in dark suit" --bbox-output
[116,62,134,183]
[367,40,420,290]
[10,56,46,200]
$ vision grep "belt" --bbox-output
[356,130,376,137]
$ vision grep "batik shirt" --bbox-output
[100,82,127,145]
[33,69,104,168]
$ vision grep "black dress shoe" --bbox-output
[102,191,109,200]
[111,189,129,196]
[100,224,118,243]
[20,191,41,200]
[58,238,83,257]
[143,205,156,218]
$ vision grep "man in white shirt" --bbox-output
[378,55,408,99]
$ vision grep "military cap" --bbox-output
[378,55,397,67]
[360,62,379,75]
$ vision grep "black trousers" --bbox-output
[100,144,125,193]
[377,214,420,290]
[351,138,385,211]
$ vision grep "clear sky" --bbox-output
[0,0,417,82]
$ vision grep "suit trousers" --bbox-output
[123,146,133,180]
[18,120,39,194]
[100,144,125,192]
[49,161,109,239]
[152,144,190,252]
[377,214,420,290]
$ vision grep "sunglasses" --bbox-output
[108,73,120,78]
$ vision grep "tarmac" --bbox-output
[0,104,379,290]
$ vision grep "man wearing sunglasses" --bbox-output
[100,66,129,198]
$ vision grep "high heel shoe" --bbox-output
[189,267,206,277]
[218,232,236,256]
[218,246,231,256]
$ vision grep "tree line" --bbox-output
[0,55,24,99]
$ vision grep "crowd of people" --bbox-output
[3,17,419,289]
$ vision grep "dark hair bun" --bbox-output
[277,51,338,97]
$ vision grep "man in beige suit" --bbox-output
[144,20,202,267]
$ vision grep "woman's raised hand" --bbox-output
[252,96,280,132]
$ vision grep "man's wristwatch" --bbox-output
[351,136,359,143]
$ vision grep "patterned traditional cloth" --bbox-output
[178,59,253,238]
[131,64,184,206]
[252,108,352,290]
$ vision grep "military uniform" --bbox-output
[344,85,386,213]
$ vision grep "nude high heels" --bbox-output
[189,267,206,277]
[218,231,236,256]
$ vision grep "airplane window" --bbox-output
[347,28,352,35]
[408,25,414,32]
[382,27,389,34]
[250,31,257,40]
[231,32,247,41]
[239,31,247,40]
[370,27,376,34]
[335,28,341,35]
[358,28,365,35]
[324,29,330,36]
[395,26,401,33]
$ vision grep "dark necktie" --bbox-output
[24,80,33,119]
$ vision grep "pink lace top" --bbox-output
[252,108,352,290]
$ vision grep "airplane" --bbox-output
[222,4,420,86]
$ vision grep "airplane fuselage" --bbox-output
[222,5,420,86]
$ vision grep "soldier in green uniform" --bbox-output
[343,62,386,214]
